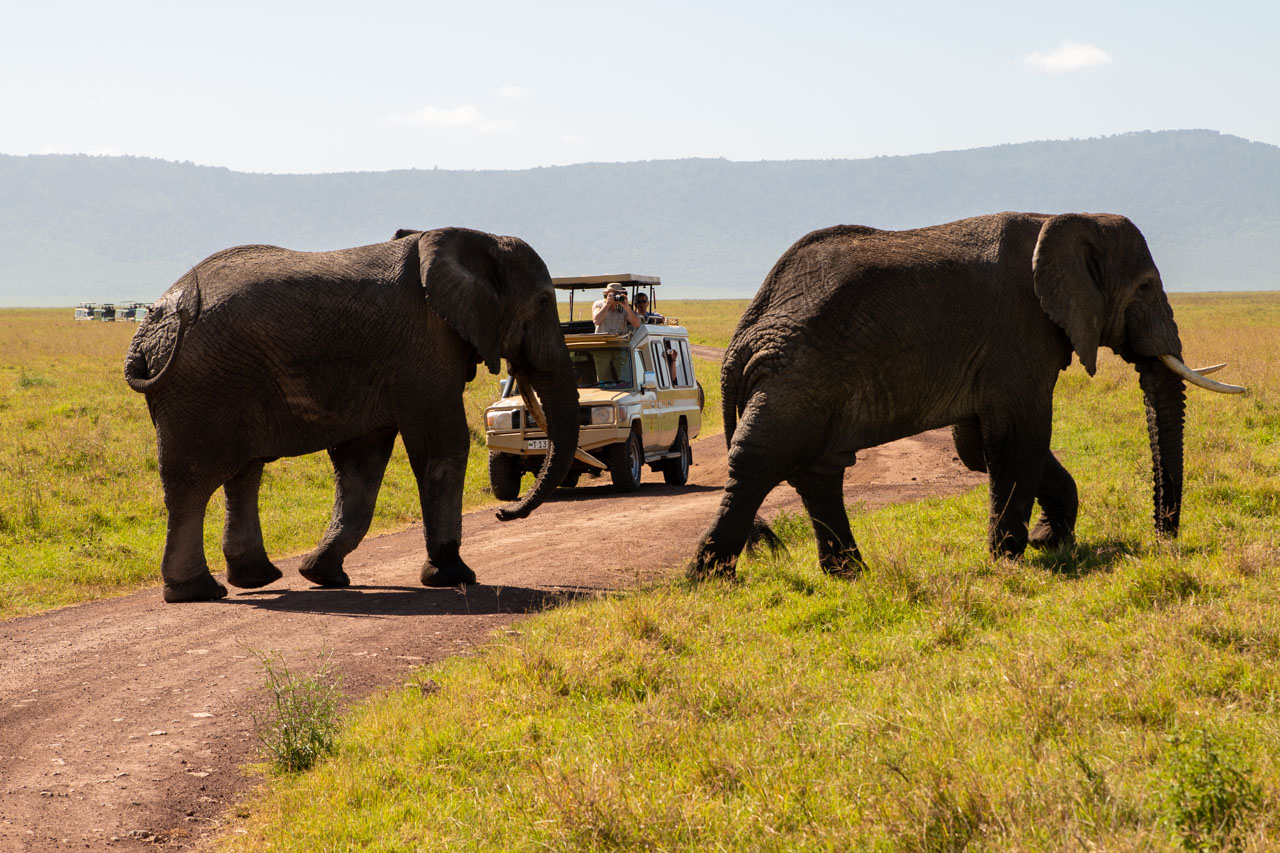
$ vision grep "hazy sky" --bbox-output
[3,0,1276,174]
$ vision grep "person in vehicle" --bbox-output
[633,292,664,324]
[592,283,641,334]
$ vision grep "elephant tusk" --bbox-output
[516,374,550,433]
[1190,362,1226,375]
[516,374,606,469]
[1158,354,1246,394]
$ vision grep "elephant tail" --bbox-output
[720,343,748,447]
[124,274,201,394]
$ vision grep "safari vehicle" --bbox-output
[74,302,95,320]
[484,274,703,497]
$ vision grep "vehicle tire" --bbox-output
[489,452,523,501]
[696,380,705,412]
[608,432,644,492]
[662,426,691,486]
[560,471,581,489]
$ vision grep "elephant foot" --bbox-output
[421,559,477,587]
[298,553,351,588]
[225,556,283,589]
[421,541,477,587]
[1028,519,1075,550]
[819,552,866,579]
[686,545,739,582]
[163,573,228,603]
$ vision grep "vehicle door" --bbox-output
[646,338,678,451]
[665,338,701,440]
[634,347,658,444]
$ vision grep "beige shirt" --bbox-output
[593,298,630,334]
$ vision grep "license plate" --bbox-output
[527,439,549,450]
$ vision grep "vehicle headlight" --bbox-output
[589,406,616,426]
[485,410,515,430]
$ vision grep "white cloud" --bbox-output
[562,133,588,144]
[382,105,514,133]
[497,85,531,99]
[1024,40,1112,73]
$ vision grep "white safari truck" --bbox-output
[484,275,703,497]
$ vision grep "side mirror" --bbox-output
[642,371,658,391]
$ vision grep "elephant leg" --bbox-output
[298,430,397,588]
[980,414,1049,559]
[158,468,226,603]
[691,440,790,580]
[790,466,863,577]
[400,410,476,588]
[222,460,282,589]
[1028,453,1078,549]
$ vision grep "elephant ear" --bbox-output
[415,228,503,375]
[1033,214,1106,376]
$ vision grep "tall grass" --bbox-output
[217,292,1280,850]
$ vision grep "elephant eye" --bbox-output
[1136,281,1152,296]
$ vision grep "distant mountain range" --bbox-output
[1,129,1277,306]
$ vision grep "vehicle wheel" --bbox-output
[608,432,644,492]
[560,471,581,489]
[489,452,523,501]
[696,380,705,411]
[662,427,691,485]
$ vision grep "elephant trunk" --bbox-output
[1136,357,1186,536]
[495,363,580,521]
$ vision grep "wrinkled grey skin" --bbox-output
[692,212,1188,578]
[125,227,577,603]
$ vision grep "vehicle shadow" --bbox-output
[221,583,600,617]
[543,482,721,503]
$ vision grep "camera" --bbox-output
[612,292,626,302]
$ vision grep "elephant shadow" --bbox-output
[223,583,597,617]
[1026,538,1142,577]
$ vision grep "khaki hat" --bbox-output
[603,282,626,294]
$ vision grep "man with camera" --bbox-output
[592,282,642,335]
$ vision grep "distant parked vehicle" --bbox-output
[121,301,150,322]
[75,301,149,322]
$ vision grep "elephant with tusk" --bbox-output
[125,227,579,603]
[691,212,1245,580]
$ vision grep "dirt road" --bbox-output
[0,398,983,849]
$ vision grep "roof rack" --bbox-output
[554,274,663,323]
[552,274,660,290]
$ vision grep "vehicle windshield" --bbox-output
[570,348,634,390]
[501,348,635,398]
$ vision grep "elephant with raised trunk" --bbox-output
[125,227,578,603]
[692,212,1244,579]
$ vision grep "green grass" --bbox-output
[216,292,1280,851]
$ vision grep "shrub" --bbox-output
[254,651,343,773]
[1163,727,1262,852]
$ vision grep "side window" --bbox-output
[671,340,693,387]
[649,342,671,388]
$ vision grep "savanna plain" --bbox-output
[2,295,1278,850]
